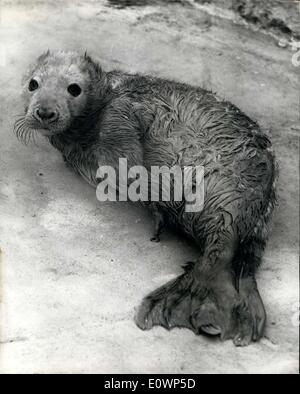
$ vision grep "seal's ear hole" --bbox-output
[68,83,82,97]
[28,79,39,92]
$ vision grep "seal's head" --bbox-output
[15,50,106,143]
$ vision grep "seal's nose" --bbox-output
[34,107,58,123]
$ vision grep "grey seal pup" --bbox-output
[15,51,277,346]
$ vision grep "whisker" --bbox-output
[23,129,29,145]
[13,117,26,130]
[30,130,38,146]
[25,129,33,146]
[13,117,25,126]
[13,120,25,130]
[15,122,25,133]
[13,115,43,147]
[13,122,24,139]
[13,119,31,146]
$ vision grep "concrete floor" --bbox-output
[0,0,299,374]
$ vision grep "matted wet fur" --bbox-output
[16,51,277,346]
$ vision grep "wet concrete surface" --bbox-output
[0,0,299,374]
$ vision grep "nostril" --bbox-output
[47,112,55,120]
[35,109,41,119]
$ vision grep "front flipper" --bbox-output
[149,204,165,243]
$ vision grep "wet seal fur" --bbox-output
[16,51,277,346]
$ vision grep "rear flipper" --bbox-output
[135,268,265,346]
[135,234,267,346]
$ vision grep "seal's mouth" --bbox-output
[35,127,56,137]
[27,117,56,135]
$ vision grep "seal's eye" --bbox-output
[68,83,82,97]
[29,79,39,92]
